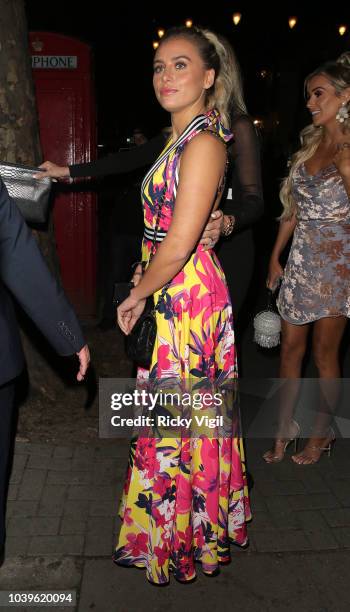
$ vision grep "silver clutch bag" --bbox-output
[253,289,281,348]
[0,161,52,224]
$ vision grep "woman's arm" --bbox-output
[222,115,264,234]
[333,144,350,198]
[35,133,165,180]
[135,133,226,297]
[267,213,297,290]
[34,126,224,248]
[118,133,226,333]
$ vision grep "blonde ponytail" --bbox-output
[337,51,350,69]
[201,30,246,127]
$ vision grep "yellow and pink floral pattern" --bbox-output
[113,110,251,584]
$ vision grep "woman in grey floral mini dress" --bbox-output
[264,52,350,465]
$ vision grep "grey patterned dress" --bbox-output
[277,163,350,324]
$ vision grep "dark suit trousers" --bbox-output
[0,380,15,548]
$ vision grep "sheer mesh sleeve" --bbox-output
[223,115,264,232]
[69,133,165,178]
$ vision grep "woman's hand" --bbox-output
[334,143,350,181]
[267,258,284,292]
[117,291,146,335]
[200,209,224,250]
[33,161,70,180]
[131,263,143,287]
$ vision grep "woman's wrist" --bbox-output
[221,214,235,237]
[270,251,281,263]
[63,166,74,182]
[56,165,70,179]
[130,285,144,301]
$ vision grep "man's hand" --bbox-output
[200,209,224,250]
[76,344,90,381]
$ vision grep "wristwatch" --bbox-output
[221,215,235,237]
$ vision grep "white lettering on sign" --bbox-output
[31,56,78,69]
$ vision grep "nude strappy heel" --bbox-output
[291,427,336,465]
[263,419,300,464]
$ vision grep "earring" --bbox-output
[336,101,349,123]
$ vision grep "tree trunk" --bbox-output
[0,1,41,164]
[0,0,69,400]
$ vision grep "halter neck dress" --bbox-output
[113,109,251,584]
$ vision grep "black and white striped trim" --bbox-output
[141,114,208,194]
[142,113,217,244]
[143,226,167,242]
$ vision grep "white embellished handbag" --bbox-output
[253,289,281,348]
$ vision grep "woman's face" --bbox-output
[153,37,215,114]
[306,74,349,127]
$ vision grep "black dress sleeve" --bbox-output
[222,115,264,232]
[69,132,165,178]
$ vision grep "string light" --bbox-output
[151,17,349,50]
[232,13,242,26]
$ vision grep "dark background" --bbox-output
[24,1,350,336]
[25,2,350,150]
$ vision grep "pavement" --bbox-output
[1,319,350,611]
[0,434,349,612]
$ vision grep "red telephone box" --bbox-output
[29,32,97,317]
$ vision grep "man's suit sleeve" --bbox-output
[0,179,85,356]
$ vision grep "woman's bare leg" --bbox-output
[292,316,347,465]
[263,320,309,462]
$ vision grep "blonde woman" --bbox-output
[111,26,252,584]
[264,53,350,465]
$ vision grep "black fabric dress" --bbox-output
[70,117,263,323]
[217,115,264,328]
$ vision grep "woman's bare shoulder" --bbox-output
[183,130,226,157]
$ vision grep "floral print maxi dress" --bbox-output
[113,109,251,584]
[277,163,350,324]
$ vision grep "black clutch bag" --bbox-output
[113,282,158,369]
[125,296,157,369]
[114,187,169,369]
[113,282,134,306]
[0,161,52,224]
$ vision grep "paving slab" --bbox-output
[78,552,350,612]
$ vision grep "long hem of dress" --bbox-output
[113,504,251,584]
[112,539,249,584]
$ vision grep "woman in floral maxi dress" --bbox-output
[114,26,251,584]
